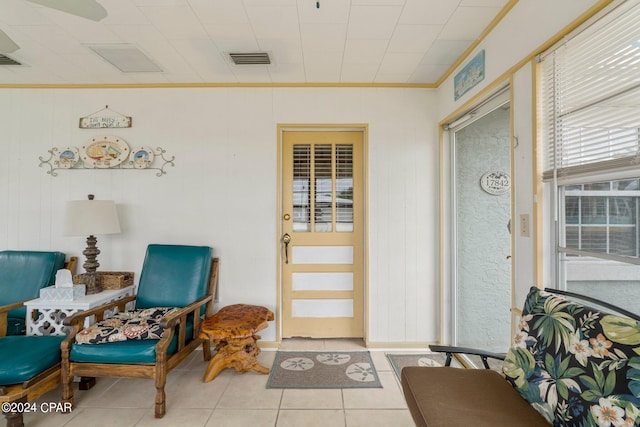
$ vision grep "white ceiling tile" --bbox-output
[297,0,349,24]
[343,39,388,64]
[351,0,405,5]
[246,6,300,39]
[421,40,473,65]
[347,6,402,39]
[258,38,303,64]
[106,24,166,42]
[101,0,150,25]
[35,10,120,43]
[301,23,347,52]
[204,23,259,52]
[168,39,228,70]
[304,51,342,82]
[188,0,249,24]
[11,25,87,54]
[138,6,208,39]
[0,1,49,25]
[399,0,457,25]
[409,63,451,83]
[387,25,441,53]
[230,64,272,83]
[374,72,411,83]
[340,62,378,82]
[438,6,503,40]
[268,62,306,82]
[133,0,188,6]
[460,0,509,7]
[378,52,423,74]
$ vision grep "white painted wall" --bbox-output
[0,87,438,344]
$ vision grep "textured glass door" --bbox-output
[282,131,364,338]
[453,103,512,352]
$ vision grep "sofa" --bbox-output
[0,250,66,335]
[401,287,640,427]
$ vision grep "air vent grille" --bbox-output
[228,52,271,65]
[0,54,21,65]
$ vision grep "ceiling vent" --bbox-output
[87,44,163,73]
[0,54,21,65]
[228,52,271,65]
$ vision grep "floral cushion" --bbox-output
[503,287,640,427]
[75,307,177,344]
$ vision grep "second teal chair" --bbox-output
[61,244,219,418]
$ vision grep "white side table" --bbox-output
[24,286,135,336]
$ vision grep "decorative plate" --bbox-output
[80,136,130,169]
[480,170,511,195]
[56,146,79,169]
[129,146,155,169]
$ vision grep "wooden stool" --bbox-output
[199,304,274,383]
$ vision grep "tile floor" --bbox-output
[22,339,419,427]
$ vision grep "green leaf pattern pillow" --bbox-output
[503,287,640,426]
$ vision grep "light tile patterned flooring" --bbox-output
[22,339,418,427]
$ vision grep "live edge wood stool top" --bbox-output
[199,304,274,383]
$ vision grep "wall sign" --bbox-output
[79,105,132,129]
[454,50,485,101]
[480,170,510,195]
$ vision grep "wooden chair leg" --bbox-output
[61,359,74,407]
[4,396,26,427]
[154,368,167,418]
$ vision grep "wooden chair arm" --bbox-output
[0,300,28,314]
[62,294,137,328]
[159,294,213,329]
[0,300,30,337]
[429,345,506,368]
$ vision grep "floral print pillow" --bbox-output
[503,287,640,427]
[75,307,177,344]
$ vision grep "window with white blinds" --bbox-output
[541,0,640,306]
[540,0,640,182]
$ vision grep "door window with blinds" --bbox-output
[293,144,354,233]
[540,0,640,312]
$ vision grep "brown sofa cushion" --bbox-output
[401,366,549,427]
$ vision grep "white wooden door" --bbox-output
[281,130,364,338]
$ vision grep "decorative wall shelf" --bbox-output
[39,138,175,177]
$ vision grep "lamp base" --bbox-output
[82,271,103,295]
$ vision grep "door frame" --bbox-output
[276,124,369,343]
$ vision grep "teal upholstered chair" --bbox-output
[0,250,66,336]
[61,244,219,418]
[0,306,66,427]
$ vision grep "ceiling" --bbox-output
[0,0,510,86]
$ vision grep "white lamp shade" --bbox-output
[64,199,121,237]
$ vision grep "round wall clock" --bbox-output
[480,170,511,195]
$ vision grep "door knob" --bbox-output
[282,233,291,264]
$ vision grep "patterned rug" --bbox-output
[266,351,382,389]
[386,353,447,380]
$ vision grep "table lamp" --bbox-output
[64,194,121,294]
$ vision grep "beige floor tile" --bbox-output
[61,407,147,427]
[216,373,283,409]
[342,372,407,409]
[135,408,213,427]
[278,338,326,350]
[164,364,233,410]
[19,407,76,427]
[369,351,392,371]
[345,409,415,427]
[205,409,278,427]
[276,409,346,427]
[280,388,343,409]
[322,339,366,351]
[74,378,155,409]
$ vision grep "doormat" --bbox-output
[267,351,382,389]
[386,353,447,380]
